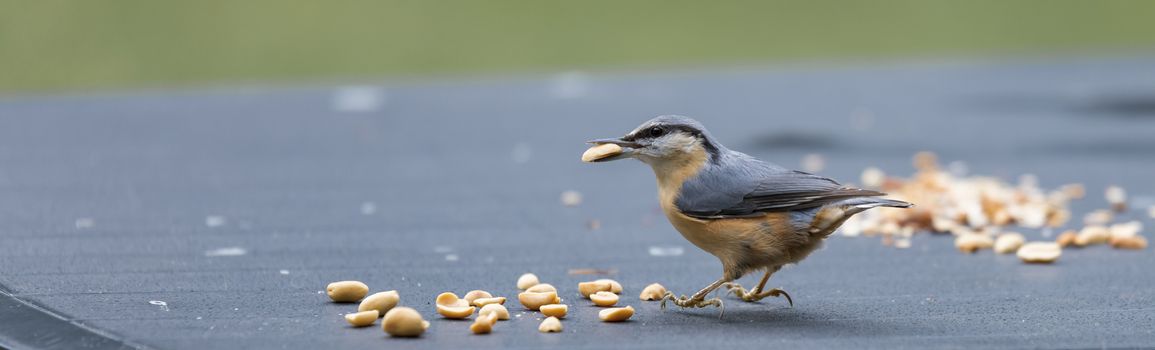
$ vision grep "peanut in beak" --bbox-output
[582,143,625,162]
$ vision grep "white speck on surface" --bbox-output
[1106,185,1127,205]
[511,142,533,164]
[860,167,885,189]
[895,238,911,249]
[74,218,95,229]
[560,190,583,207]
[149,300,169,311]
[587,219,601,230]
[279,270,290,275]
[205,247,247,257]
[433,246,453,253]
[549,71,590,99]
[234,308,239,311]
[205,216,226,228]
[648,246,684,257]
[196,316,202,320]
[360,202,377,215]
[332,86,386,113]
[801,153,825,173]
[444,254,459,262]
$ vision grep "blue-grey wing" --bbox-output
[675,158,884,219]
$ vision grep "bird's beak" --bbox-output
[584,138,639,162]
[586,138,641,148]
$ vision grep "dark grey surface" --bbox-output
[0,288,137,350]
[1,56,1154,349]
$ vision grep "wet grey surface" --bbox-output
[1,56,1154,349]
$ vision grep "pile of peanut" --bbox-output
[325,274,664,338]
[843,152,1148,263]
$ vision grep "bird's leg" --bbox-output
[660,278,727,315]
[722,266,793,306]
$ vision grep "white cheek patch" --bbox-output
[664,134,700,153]
[635,132,703,160]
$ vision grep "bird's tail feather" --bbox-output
[806,197,913,237]
[837,197,913,217]
[850,197,913,210]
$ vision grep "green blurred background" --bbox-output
[3,0,1155,92]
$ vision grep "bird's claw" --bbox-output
[723,283,793,307]
[660,291,725,317]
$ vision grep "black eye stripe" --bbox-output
[648,126,665,137]
[626,124,704,140]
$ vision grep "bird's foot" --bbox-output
[722,283,794,307]
[660,291,724,316]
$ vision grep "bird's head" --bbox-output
[586,115,721,167]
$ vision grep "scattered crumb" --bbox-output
[851,152,1145,262]
[1017,242,1061,263]
[1109,221,1143,240]
[279,270,290,275]
[445,254,459,262]
[148,300,170,311]
[560,190,583,207]
[587,219,602,230]
[912,151,937,171]
[1105,185,1127,212]
[648,246,684,257]
[1060,184,1085,199]
[74,218,95,229]
[852,152,1083,251]
[860,167,884,189]
[204,247,246,257]
[205,216,226,228]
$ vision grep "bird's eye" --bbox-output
[647,126,665,138]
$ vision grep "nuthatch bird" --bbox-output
[585,115,912,312]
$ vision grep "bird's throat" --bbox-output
[651,147,709,216]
